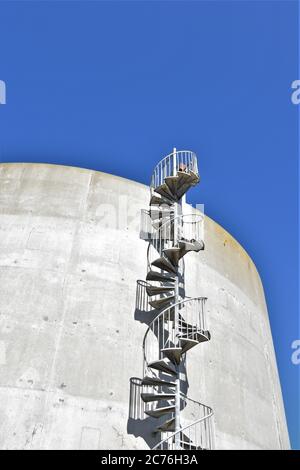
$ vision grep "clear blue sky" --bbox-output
[0,0,298,449]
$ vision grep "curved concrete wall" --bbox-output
[0,163,289,449]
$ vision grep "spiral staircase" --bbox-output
[136,149,215,450]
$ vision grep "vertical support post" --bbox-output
[172,147,181,449]
[173,147,177,176]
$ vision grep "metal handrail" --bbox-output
[136,280,153,312]
[146,213,204,273]
[143,296,208,374]
[150,150,198,189]
[129,377,145,420]
[130,377,214,450]
[152,407,215,450]
[141,211,204,260]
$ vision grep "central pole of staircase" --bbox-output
[173,147,181,450]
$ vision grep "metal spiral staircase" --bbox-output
[136,149,214,450]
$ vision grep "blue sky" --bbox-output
[0,0,299,449]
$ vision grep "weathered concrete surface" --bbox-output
[0,163,290,449]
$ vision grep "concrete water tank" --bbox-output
[0,163,289,449]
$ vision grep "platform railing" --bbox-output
[140,210,203,247]
[152,400,215,450]
[150,150,198,189]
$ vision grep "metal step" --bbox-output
[146,285,174,296]
[163,247,182,265]
[164,172,199,201]
[178,239,204,254]
[141,376,176,388]
[179,338,199,354]
[145,405,175,418]
[177,170,199,187]
[151,257,177,274]
[178,330,211,346]
[161,347,182,365]
[146,270,175,283]
[150,195,173,207]
[177,170,193,181]
[148,358,177,376]
[163,171,199,200]
[141,392,176,403]
[166,173,190,200]
[163,240,204,265]
[149,295,175,310]
[156,417,175,432]
[164,176,179,195]
[154,183,177,202]
[188,170,200,184]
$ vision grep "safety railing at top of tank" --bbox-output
[150,150,198,190]
[143,297,208,376]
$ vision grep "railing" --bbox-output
[136,279,174,314]
[130,376,215,451]
[143,297,208,376]
[136,280,152,312]
[140,210,204,249]
[152,396,215,450]
[147,213,204,272]
[129,377,145,420]
[129,377,215,450]
[150,150,198,189]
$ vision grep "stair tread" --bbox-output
[141,392,175,403]
[164,171,199,199]
[152,170,199,203]
[178,239,204,253]
[145,405,175,418]
[156,417,175,432]
[146,286,174,296]
[154,183,176,202]
[148,358,177,376]
[149,295,175,309]
[161,347,182,365]
[177,170,199,185]
[163,247,182,265]
[164,176,179,196]
[179,331,211,350]
[151,257,177,274]
[150,195,173,206]
[146,270,175,282]
[179,338,199,354]
[142,376,176,387]
[188,170,200,182]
